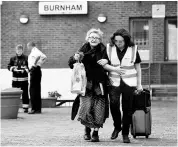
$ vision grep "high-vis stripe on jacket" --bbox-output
[106,43,137,87]
[12,77,28,82]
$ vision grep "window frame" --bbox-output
[165,17,177,61]
[130,18,153,63]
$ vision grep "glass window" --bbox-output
[132,20,149,46]
[166,18,177,61]
[130,19,152,62]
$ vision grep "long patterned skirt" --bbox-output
[77,94,106,128]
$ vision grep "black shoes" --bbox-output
[91,130,99,142]
[28,110,35,114]
[35,110,41,114]
[84,127,99,142]
[122,135,130,143]
[84,127,91,140]
[83,127,129,143]
[28,110,41,114]
[111,128,122,140]
[23,108,28,113]
[111,128,130,143]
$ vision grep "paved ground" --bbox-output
[1,101,177,146]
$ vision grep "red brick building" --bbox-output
[0,1,177,85]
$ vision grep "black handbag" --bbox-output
[71,95,80,120]
[133,89,151,113]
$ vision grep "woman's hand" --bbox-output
[97,59,108,66]
[134,85,143,95]
[73,53,80,61]
[114,66,126,75]
[137,85,143,91]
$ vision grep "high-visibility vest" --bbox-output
[106,43,137,87]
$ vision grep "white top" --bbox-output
[28,47,47,69]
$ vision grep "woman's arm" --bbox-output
[103,64,126,75]
[134,63,143,90]
[103,64,116,72]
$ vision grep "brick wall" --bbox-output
[1,1,177,84]
[161,63,177,84]
[152,18,165,62]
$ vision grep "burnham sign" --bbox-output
[39,1,88,15]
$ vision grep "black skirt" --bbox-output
[78,94,106,128]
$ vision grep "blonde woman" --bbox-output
[68,28,109,142]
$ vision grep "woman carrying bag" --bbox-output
[68,28,109,142]
[100,28,143,143]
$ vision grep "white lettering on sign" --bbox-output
[39,1,88,15]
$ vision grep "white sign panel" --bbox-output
[39,1,88,15]
[152,4,165,18]
[138,50,150,61]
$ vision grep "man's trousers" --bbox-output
[29,66,42,111]
[12,80,29,108]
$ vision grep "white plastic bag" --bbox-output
[71,62,87,96]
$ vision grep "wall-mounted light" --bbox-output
[97,14,107,23]
[20,15,29,24]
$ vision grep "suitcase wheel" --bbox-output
[146,135,149,138]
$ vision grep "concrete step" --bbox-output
[151,85,177,101]
[151,96,177,101]
[152,87,177,97]
[144,84,177,101]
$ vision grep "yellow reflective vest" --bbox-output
[106,43,137,87]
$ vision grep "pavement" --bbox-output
[1,100,177,146]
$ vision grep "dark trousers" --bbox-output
[108,79,136,135]
[12,80,29,107]
[29,66,42,111]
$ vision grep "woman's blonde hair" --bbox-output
[85,28,104,42]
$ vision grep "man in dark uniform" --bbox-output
[8,44,29,113]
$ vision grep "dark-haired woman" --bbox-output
[68,28,109,142]
[98,28,143,143]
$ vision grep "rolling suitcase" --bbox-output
[131,89,152,138]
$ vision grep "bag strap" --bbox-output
[131,45,137,63]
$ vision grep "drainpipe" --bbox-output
[0,1,2,69]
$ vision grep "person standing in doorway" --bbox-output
[27,42,47,114]
[98,28,143,143]
[7,44,29,113]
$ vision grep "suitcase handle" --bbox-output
[133,89,151,113]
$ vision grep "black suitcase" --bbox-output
[131,89,152,138]
[132,89,151,113]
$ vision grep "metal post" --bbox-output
[0,1,1,69]
[141,62,152,99]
